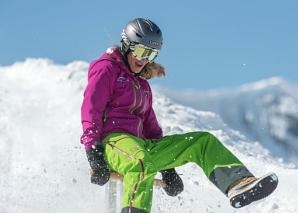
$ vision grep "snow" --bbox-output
[1,58,298,213]
[157,77,298,166]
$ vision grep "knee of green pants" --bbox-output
[105,144,157,176]
[103,133,158,175]
[184,131,243,177]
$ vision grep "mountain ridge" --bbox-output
[157,77,298,166]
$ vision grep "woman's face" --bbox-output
[127,52,149,74]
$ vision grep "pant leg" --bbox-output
[103,133,156,213]
[147,131,253,194]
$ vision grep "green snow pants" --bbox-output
[103,131,253,213]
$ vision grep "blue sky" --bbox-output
[1,0,297,89]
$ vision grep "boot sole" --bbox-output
[230,173,278,208]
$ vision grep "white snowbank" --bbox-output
[0,58,297,213]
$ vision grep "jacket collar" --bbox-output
[102,47,140,77]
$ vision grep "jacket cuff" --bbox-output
[80,126,101,149]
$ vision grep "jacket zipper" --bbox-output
[129,81,137,114]
[129,80,143,137]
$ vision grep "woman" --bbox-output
[80,18,278,213]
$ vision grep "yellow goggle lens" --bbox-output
[131,44,158,61]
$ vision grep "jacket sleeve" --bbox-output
[142,87,163,139]
[81,61,115,145]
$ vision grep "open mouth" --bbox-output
[135,61,144,68]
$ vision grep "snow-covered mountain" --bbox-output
[157,78,298,166]
[0,58,297,213]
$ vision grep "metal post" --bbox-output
[106,179,118,213]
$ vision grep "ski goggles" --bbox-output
[130,44,159,62]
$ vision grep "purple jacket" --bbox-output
[81,48,163,148]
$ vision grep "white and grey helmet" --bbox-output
[121,18,163,53]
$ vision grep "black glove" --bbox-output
[86,144,110,186]
[161,168,184,196]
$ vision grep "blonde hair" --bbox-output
[140,62,166,80]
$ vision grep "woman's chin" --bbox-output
[131,66,142,73]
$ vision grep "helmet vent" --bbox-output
[135,32,142,38]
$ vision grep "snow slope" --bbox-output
[157,78,298,166]
[0,58,297,213]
